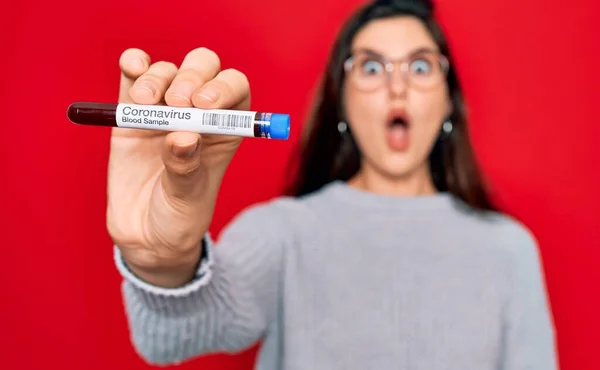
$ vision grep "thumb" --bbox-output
[161,131,206,201]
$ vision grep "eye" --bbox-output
[410,58,432,75]
[361,59,384,75]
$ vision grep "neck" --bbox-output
[348,162,437,197]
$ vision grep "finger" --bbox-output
[161,131,204,200]
[192,68,251,111]
[129,61,179,105]
[164,47,221,107]
[118,48,151,103]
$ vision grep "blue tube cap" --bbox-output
[270,114,290,140]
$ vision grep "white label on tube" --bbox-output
[115,103,256,137]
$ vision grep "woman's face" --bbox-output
[343,16,451,182]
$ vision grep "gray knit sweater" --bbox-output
[114,181,558,369]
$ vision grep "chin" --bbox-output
[371,153,426,179]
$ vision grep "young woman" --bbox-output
[108,0,558,368]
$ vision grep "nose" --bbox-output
[387,68,408,98]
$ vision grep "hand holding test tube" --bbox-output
[92,47,280,288]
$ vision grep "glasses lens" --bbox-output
[348,53,386,91]
[407,51,447,89]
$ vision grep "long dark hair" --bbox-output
[284,0,495,211]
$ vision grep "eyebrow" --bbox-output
[351,46,439,59]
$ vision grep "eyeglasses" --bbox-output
[343,48,450,92]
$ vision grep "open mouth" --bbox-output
[386,110,411,150]
[389,116,408,129]
[387,110,410,130]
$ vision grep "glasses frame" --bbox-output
[343,48,450,92]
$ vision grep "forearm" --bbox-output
[119,250,265,365]
[115,202,287,365]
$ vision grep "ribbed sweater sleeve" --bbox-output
[499,227,558,370]
[114,202,286,365]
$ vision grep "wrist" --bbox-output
[122,246,203,288]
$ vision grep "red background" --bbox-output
[1,0,599,369]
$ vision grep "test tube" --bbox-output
[66,102,290,140]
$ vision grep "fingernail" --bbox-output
[172,139,199,158]
[197,86,221,102]
[130,58,146,71]
[170,81,196,103]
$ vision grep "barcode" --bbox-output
[201,113,252,129]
